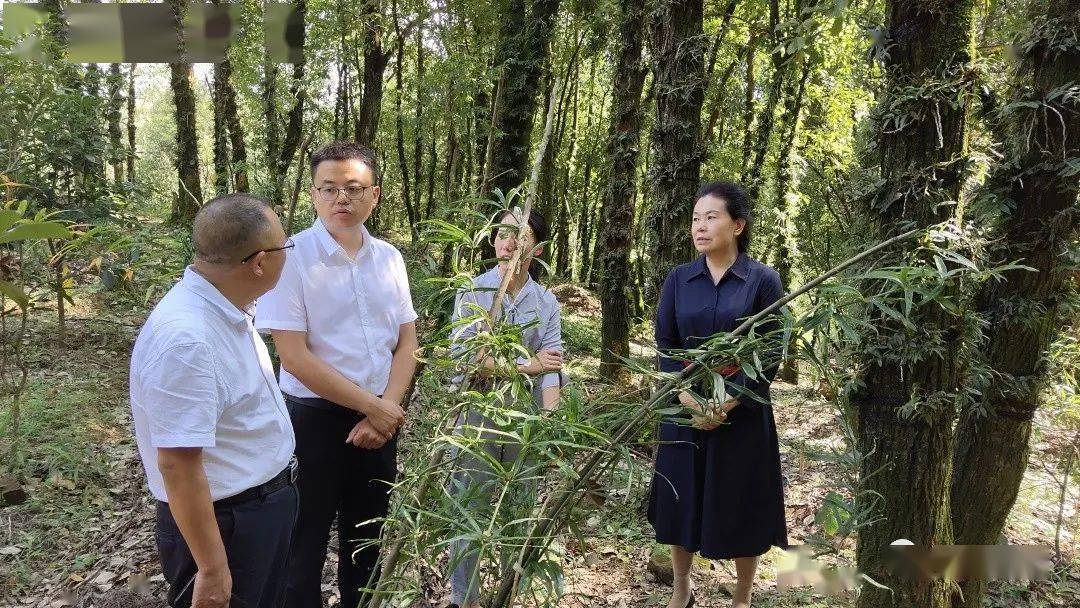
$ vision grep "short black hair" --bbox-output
[309,141,381,183]
[696,180,752,252]
[193,194,274,264]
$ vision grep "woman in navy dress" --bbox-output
[648,181,788,608]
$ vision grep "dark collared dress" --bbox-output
[647,252,789,559]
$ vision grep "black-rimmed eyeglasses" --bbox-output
[313,185,375,202]
[240,238,295,264]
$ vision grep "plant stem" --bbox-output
[489,227,921,607]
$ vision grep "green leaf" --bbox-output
[0,221,72,244]
[0,280,28,310]
[0,209,20,233]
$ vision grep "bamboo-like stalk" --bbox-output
[368,75,564,607]
[489,227,921,607]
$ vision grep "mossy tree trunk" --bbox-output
[949,2,1080,607]
[853,2,976,607]
[643,0,706,304]
[598,0,647,381]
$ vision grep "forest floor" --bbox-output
[1,275,1078,608]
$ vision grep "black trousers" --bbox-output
[284,398,397,608]
[155,483,298,608]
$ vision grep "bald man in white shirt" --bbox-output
[256,142,418,607]
[130,194,297,608]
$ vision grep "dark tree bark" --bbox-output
[280,0,307,177]
[596,0,643,380]
[393,10,419,242]
[852,2,976,608]
[217,58,249,193]
[739,32,757,176]
[488,0,562,194]
[106,63,125,186]
[356,0,387,146]
[743,0,788,203]
[471,85,490,193]
[425,125,437,220]
[644,0,706,304]
[263,54,283,204]
[413,23,426,215]
[773,57,810,293]
[213,62,231,196]
[126,65,136,181]
[169,0,203,222]
[773,57,809,384]
[950,3,1080,607]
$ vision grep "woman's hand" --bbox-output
[537,349,563,372]
[682,394,739,430]
[520,349,563,376]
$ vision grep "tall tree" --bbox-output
[950,2,1080,607]
[644,0,706,303]
[597,0,648,381]
[280,0,307,178]
[742,0,788,203]
[213,62,232,196]
[739,32,757,175]
[772,56,810,384]
[217,57,250,193]
[126,64,136,181]
[263,52,283,204]
[488,0,561,194]
[772,57,810,294]
[852,2,976,608]
[356,0,387,146]
[392,0,419,241]
[106,63,125,186]
[169,0,203,222]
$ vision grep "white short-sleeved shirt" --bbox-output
[129,268,295,502]
[254,219,418,398]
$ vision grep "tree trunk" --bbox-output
[393,11,419,242]
[264,53,283,205]
[168,0,202,222]
[425,125,437,220]
[217,58,249,193]
[126,65,136,181]
[413,23,425,216]
[773,58,809,293]
[743,0,787,202]
[472,85,490,194]
[356,0,386,146]
[739,33,757,176]
[106,63,125,186]
[280,0,307,178]
[213,62,231,196]
[488,0,562,194]
[949,3,1080,607]
[853,2,976,608]
[644,0,706,305]
[699,0,741,159]
[773,57,809,385]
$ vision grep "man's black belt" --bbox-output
[283,393,378,419]
[212,455,298,508]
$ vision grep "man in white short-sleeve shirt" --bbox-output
[130,195,297,608]
[255,141,418,607]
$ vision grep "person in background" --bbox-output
[255,141,418,608]
[130,194,298,608]
[649,181,788,608]
[444,208,564,608]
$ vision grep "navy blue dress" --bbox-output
[647,252,789,559]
